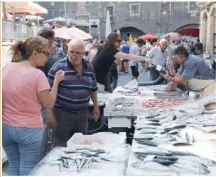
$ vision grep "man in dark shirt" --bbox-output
[194,39,203,56]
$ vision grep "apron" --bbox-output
[187,79,216,95]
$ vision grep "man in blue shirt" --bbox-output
[162,46,216,94]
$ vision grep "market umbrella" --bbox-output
[5,1,48,15]
[139,34,158,40]
[54,27,81,40]
[69,26,92,40]
[163,32,182,41]
[105,10,112,39]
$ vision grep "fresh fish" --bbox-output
[153,158,176,166]
[164,124,187,132]
[159,115,176,124]
[167,129,181,135]
[171,160,210,175]
[172,142,192,146]
[169,151,197,156]
[146,122,161,126]
[146,112,160,118]
[135,140,158,147]
[134,151,173,156]
[134,137,154,141]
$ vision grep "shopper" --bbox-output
[92,32,150,91]
[2,36,64,176]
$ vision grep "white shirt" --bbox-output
[129,44,140,66]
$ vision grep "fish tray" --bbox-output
[154,92,188,101]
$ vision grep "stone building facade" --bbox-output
[39,1,199,40]
[199,2,216,54]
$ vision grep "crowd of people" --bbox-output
[2,27,216,176]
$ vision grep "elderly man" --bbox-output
[162,46,216,95]
[47,39,99,147]
[146,39,169,82]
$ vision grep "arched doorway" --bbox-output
[116,27,144,41]
[176,24,199,37]
[210,7,216,53]
[203,12,208,48]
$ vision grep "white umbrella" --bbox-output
[25,15,43,20]
[105,10,112,39]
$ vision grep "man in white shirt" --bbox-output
[146,39,168,82]
[129,38,146,80]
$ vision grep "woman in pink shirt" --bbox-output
[2,36,64,176]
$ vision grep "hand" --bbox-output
[55,70,65,83]
[47,111,57,129]
[161,71,170,80]
[90,106,100,121]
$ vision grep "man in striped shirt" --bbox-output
[47,39,99,147]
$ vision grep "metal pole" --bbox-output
[64,1,67,26]
[3,2,7,20]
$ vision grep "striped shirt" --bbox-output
[47,58,98,112]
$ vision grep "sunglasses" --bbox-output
[38,51,50,57]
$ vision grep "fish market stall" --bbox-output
[126,97,216,176]
[31,132,130,176]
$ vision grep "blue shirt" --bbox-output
[47,58,98,112]
[178,55,216,80]
[121,44,130,54]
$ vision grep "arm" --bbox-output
[90,68,100,121]
[39,70,64,108]
[114,51,146,62]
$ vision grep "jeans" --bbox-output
[39,107,48,161]
[2,124,43,176]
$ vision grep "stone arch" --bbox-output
[203,12,208,20]
[210,7,216,16]
[114,20,145,33]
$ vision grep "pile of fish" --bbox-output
[127,106,216,175]
[47,148,119,173]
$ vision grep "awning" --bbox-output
[25,15,43,20]
[69,26,92,40]
[5,1,48,15]
[178,28,199,37]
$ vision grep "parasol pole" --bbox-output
[64,1,67,26]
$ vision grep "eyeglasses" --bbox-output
[68,51,84,57]
[38,51,50,57]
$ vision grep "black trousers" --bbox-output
[105,62,118,92]
[53,106,89,147]
[149,67,165,85]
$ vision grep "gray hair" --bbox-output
[159,39,167,44]
[68,39,85,49]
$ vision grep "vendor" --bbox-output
[162,46,216,95]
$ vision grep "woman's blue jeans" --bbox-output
[2,124,43,176]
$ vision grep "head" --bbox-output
[159,39,168,50]
[165,35,170,42]
[173,45,189,64]
[37,27,55,48]
[50,43,57,56]
[67,39,85,67]
[197,38,200,43]
[10,36,49,66]
[55,38,61,47]
[105,32,121,49]
[136,38,146,47]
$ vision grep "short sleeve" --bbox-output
[146,48,155,58]
[182,60,199,80]
[110,47,119,56]
[37,70,51,93]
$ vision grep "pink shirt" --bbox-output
[2,63,51,128]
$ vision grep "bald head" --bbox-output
[159,39,168,50]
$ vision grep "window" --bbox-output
[106,6,115,17]
[189,2,197,11]
[130,4,140,16]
